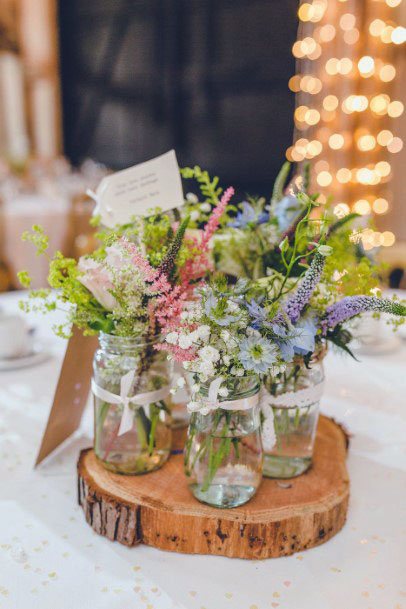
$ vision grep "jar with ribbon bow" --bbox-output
[261,346,326,479]
[184,375,263,508]
[93,333,172,474]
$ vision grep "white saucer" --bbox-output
[0,345,51,371]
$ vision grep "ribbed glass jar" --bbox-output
[184,375,263,508]
[93,333,172,474]
[262,351,325,479]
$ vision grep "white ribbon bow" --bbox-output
[188,376,260,415]
[91,370,170,436]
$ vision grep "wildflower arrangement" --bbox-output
[18,185,236,339]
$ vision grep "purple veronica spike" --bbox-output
[321,296,406,335]
[285,252,325,324]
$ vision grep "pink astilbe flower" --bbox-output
[119,237,158,282]
[150,273,172,295]
[154,285,188,332]
[201,186,235,250]
[155,341,196,362]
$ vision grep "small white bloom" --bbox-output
[222,355,230,366]
[198,360,215,377]
[197,324,211,342]
[191,383,200,393]
[227,300,239,313]
[186,192,199,203]
[218,386,229,398]
[166,332,179,345]
[178,334,193,349]
[183,361,191,370]
[199,202,212,213]
[176,376,186,388]
[220,329,230,341]
[187,400,201,412]
[198,346,220,362]
[180,311,189,320]
[190,210,200,222]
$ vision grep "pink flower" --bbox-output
[119,237,158,282]
[77,257,117,310]
[201,186,234,249]
[155,341,196,363]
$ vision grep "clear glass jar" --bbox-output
[262,352,325,479]
[184,376,263,508]
[93,333,172,474]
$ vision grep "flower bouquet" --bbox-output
[18,186,234,474]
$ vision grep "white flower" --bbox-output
[218,386,229,398]
[198,360,215,377]
[198,346,220,362]
[227,300,239,313]
[187,400,201,412]
[190,210,200,222]
[222,355,230,366]
[196,325,211,342]
[166,332,179,345]
[186,192,199,203]
[176,376,186,388]
[77,257,117,310]
[199,202,212,213]
[178,334,193,349]
[191,383,200,393]
[220,329,230,342]
[230,366,244,377]
[180,311,189,320]
[183,361,191,370]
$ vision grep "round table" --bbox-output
[0,291,405,609]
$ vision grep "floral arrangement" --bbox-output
[18,187,236,339]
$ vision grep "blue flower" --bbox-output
[246,299,273,330]
[204,291,241,326]
[229,202,268,229]
[274,195,304,233]
[238,335,278,374]
[274,316,316,361]
[292,317,317,355]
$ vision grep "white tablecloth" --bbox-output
[1,291,405,609]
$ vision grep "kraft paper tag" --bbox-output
[35,328,98,466]
[92,149,184,228]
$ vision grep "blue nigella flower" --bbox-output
[274,195,304,233]
[229,201,268,229]
[238,335,278,374]
[245,299,273,330]
[204,290,241,326]
[274,316,317,361]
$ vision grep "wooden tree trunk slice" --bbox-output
[77,415,350,560]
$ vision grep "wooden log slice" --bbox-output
[77,415,349,559]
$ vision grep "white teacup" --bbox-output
[0,314,32,359]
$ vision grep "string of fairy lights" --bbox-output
[287,0,405,250]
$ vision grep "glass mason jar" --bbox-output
[93,333,172,474]
[184,376,263,508]
[262,349,325,479]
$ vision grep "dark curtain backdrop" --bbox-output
[58,0,298,196]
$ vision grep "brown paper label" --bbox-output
[35,327,98,466]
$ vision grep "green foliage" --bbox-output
[181,166,222,205]
[271,162,291,203]
[21,225,49,255]
[17,270,31,288]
